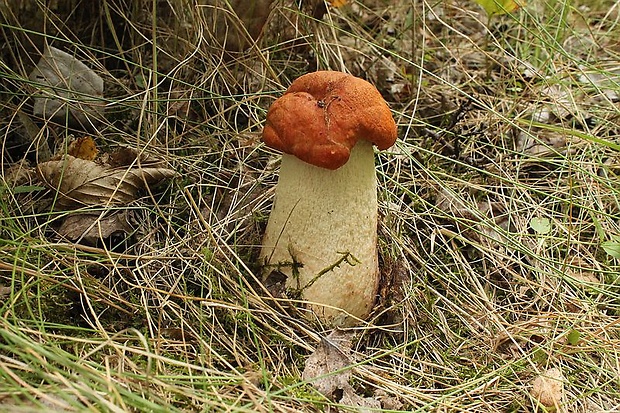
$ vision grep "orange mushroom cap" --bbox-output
[262,71,398,170]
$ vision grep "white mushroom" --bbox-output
[260,71,397,325]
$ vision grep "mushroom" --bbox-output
[260,71,397,325]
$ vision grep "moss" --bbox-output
[277,376,327,408]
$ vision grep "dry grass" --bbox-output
[1,0,620,411]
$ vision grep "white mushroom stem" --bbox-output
[261,140,379,325]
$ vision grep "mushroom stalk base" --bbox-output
[260,140,379,325]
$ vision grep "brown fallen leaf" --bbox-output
[66,136,99,161]
[302,330,353,398]
[37,149,176,210]
[302,330,380,410]
[531,367,564,409]
[58,211,134,245]
[340,386,381,412]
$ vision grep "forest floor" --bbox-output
[1,0,620,411]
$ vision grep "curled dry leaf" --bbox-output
[37,148,177,210]
[66,136,99,161]
[531,367,564,408]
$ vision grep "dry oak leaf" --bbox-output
[37,151,176,209]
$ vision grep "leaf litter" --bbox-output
[531,367,565,409]
[2,0,620,411]
[302,329,382,411]
[37,148,176,210]
[35,139,176,244]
